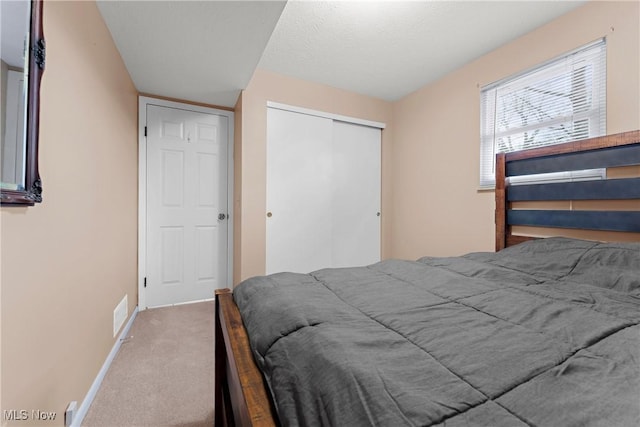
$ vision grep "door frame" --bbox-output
[266,101,386,129]
[138,96,234,310]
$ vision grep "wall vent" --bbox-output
[113,295,128,337]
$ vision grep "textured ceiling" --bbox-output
[258,1,586,101]
[96,0,287,107]
[98,0,586,107]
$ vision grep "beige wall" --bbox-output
[235,69,394,283]
[233,94,243,284]
[0,1,138,424]
[391,0,640,260]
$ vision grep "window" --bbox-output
[480,39,606,188]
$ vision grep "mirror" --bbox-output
[0,0,44,206]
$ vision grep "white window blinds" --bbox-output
[480,39,606,188]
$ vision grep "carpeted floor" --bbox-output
[82,301,215,427]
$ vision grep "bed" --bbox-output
[214,130,640,427]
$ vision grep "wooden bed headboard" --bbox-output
[495,130,640,251]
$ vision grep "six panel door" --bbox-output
[146,105,228,307]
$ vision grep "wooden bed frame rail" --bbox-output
[215,289,278,427]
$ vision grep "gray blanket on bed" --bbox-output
[233,237,640,426]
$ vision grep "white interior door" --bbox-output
[146,104,228,307]
[266,107,381,274]
[331,121,381,268]
[266,109,334,274]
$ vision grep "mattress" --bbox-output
[233,237,640,426]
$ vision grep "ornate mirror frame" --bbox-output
[1,0,45,206]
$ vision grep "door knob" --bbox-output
[266,212,273,218]
[218,213,227,220]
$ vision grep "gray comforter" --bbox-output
[233,237,640,426]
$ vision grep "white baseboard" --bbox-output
[146,297,215,310]
[71,306,139,427]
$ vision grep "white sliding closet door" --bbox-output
[331,121,381,268]
[266,109,334,274]
[266,107,381,274]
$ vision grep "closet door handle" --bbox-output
[267,212,273,218]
